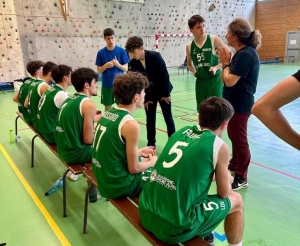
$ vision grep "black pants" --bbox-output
[145,99,175,146]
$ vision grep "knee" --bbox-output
[229,192,244,213]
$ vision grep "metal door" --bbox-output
[285,31,300,62]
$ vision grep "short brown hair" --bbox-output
[113,72,149,105]
[103,28,115,37]
[71,67,98,92]
[26,60,44,76]
[42,61,56,76]
[51,65,72,83]
[199,97,234,131]
[188,15,205,29]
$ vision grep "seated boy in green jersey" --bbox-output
[25,61,56,127]
[13,60,44,124]
[36,65,72,143]
[92,72,157,199]
[139,97,244,246]
[55,67,101,164]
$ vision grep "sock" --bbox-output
[228,241,242,246]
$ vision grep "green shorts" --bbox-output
[124,168,153,197]
[140,194,231,244]
[101,87,114,106]
[195,75,223,112]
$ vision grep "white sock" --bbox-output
[228,241,242,246]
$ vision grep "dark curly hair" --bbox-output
[26,60,44,76]
[113,72,149,105]
[125,36,144,53]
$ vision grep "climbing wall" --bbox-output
[0,1,24,82]
[0,0,256,82]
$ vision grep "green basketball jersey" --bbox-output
[27,79,46,127]
[18,77,36,124]
[190,34,220,79]
[92,107,140,198]
[55,93,92,163]
[36,85,66,143]
[139,126,224,237]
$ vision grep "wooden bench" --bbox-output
[82,169,210,246]
[15,111,91,217]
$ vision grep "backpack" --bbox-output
[13,77,31,92]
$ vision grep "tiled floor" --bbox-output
[0,63,300,246]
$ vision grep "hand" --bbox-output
[215,47,231,65]
[144,101,153,110]
[193,70,198,78]
[112,56,120,66]
[209,66,217,75]
[161,96,171,104]
[105,61,114,69]
[139,146,157,158]
[148,154,158,164]
[94,113,102,123]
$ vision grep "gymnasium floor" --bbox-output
[0,63,300,246]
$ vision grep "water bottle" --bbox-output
[45,177,63,196]
[87,181,98,203]
[65,171,78,181]
[9,130,14,143]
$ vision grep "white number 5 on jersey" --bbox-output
[162,141,189,168]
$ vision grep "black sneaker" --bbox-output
[203,232,215,246]
[232,176,248,190]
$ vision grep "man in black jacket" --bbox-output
[125,36,175,147]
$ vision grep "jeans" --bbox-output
[227,113,251,180]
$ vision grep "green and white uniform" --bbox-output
[92,107,152,199]
[18,77,36,124]
[139,125,231,244]
[36,85,68,143]
[55,93,92,163]
[27,79,46,127]
[189,34,223,111]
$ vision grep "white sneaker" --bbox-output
[65,171,78,181]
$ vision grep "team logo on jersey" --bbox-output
[150,169,157,182]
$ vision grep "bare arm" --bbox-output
[97,62,114,73]
[216,47,240,87]
[112,57,128,72]
[81,100,97,144]
[210,36,232,73]
[186,44,196,75]
[13,92,19,103]
[122,120,157,174]
[24,95,29,108]
[40,83,50,96]
[252,76,300,150]
[215,143,232,199]
[221,67,241,87]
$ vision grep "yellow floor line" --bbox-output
[0,144,71,246]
